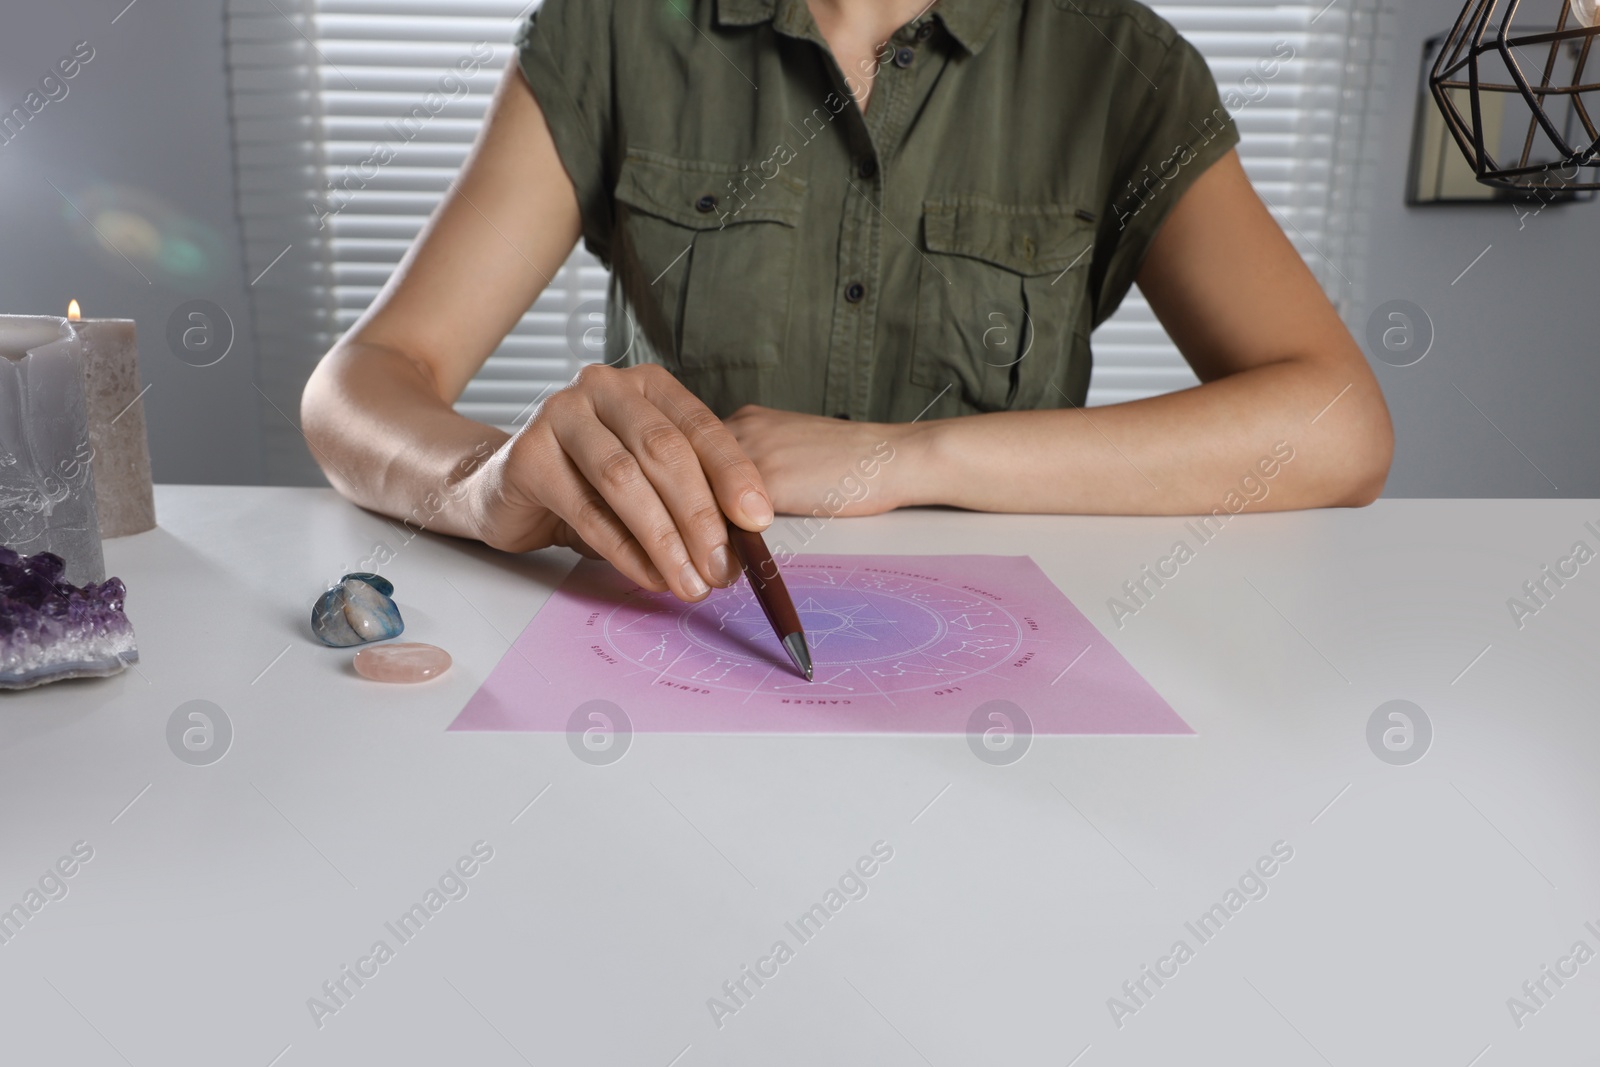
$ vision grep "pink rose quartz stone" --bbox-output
[353,642,451,683]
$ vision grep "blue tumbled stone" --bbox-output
[341,571,394,597]
[312,577,404,647]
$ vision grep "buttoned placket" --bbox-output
[805,17,945,421]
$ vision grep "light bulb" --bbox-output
[1573,0,1600,28]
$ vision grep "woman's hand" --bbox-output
[465,363,776,602]
[723,405,922,516]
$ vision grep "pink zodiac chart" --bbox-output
[448,555,1190,735]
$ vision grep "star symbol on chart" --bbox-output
[793,598,899,646]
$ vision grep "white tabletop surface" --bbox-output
[2,486,1598,1066]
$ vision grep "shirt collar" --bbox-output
[714,0,1009,55]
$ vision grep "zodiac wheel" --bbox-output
[602,565,1026,698]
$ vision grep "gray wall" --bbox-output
[0,0,1593,495]
[0,0,262,486]
[1361,0,1599,496]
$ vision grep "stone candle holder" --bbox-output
[0,316,105,586]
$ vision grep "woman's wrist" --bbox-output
[452,435,522,549]
[879,419,949,510]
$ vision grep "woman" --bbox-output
[302,0,1394,604]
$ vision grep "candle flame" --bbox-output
[67,300,81,322]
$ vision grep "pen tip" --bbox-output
[782,632,813,682]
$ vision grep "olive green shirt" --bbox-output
[516,0,1238,421]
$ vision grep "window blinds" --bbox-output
[1091,0,1389,405]
[224,0,1387,484]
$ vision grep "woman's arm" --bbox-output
[302,61,774,601]
[727,150,1393,515]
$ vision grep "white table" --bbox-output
[3,487,1597,1065]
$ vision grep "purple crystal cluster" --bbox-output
[0,547,137,690]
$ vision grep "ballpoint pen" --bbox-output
[723,518,812,681]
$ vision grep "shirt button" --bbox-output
[915,22,934,41]
[695,194,718,213]
[858,159,878,180]
[894,47,916,68]
[845,282,866,303]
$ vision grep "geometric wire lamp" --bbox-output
[1430,0,1600,191]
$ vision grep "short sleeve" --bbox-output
[515,0,616,262]
[1095,35,1240,325]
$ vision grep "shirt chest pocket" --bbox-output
[613,150,807,373]
[911,199,1097,411]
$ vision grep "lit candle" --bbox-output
[0,314,106,584]
[64,300,156,538]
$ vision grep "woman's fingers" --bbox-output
[505,363,773,601]
[506,422,666,589]
[592,384,744,591]
[548,390,713,601]
[551,518,614,563]
[639,368,774,533]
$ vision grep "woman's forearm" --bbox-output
[902,356,1392,515]
[301,341,508,540]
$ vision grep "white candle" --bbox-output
[65,300,156,538]
[0,315,106,585]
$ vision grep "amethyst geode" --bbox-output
[0,547,137,690]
